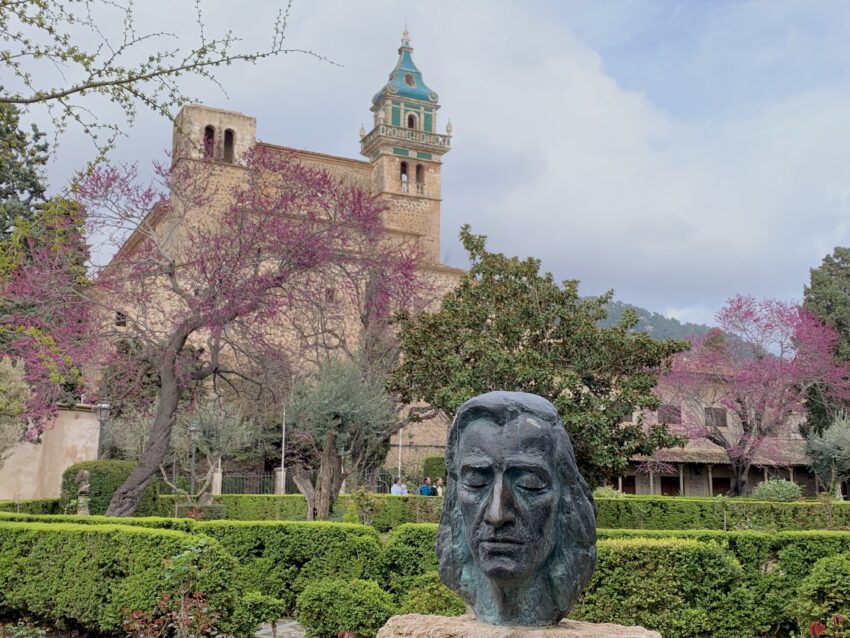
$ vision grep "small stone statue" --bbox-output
[76,469,91,516]
[436,392,597,627]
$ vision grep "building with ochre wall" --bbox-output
[124,31,464,478]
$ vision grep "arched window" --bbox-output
[407,113,417,129]
[203,125,216,158]
[223,129,235,163]
[400,161,409,193]
[415,164,425,194]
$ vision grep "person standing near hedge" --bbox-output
[435,477,444,496]
[391,478,408,495]
[419,477,435,496]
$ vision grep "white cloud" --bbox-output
[32,0,850,326]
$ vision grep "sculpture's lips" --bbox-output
[480,538,524,546]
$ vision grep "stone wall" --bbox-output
[0,407,99,500]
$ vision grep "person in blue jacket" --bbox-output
[419,476,435,496]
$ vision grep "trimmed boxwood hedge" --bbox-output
[0,499,60,514]
[193,520,383,613]
[142,493,850,531]
[596,495,850,531]
[0,522,248,635]
[295,578,396,638]
[61,460,158,515]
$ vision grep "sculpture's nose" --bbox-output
[483,473,515,528]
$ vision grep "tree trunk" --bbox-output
[314,432,343,520]
[105,339,188,516]
[291,464,317,521]
[728,460,752,496]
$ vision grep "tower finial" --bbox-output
[402,26,411,48]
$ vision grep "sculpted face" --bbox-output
[457,414,559,583]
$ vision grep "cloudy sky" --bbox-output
[31,1,850,326]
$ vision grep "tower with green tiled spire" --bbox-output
[361,30,451,263]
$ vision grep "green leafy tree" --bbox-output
[806,415,850,497]
[389,226,690,488]
[287,356,398,520]
[804,247,850,432]
[0,104,48,237]
[0,357,30,468]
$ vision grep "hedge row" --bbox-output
[0,522,252,636]
[154,493,850,532]
[0,499,60,515]
[3,517,850,637]
[8,492,850,533]
[382,523,850,637]
[596,495,850,531]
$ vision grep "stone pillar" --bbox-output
[617,476,623,492]
[763,466,769,482]
[707,465,713,496]
[211,469,222,496]
[678,464,685,496]
[275,467,286,495]
[648,471,655,495]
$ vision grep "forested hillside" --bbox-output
[599,300,716,341]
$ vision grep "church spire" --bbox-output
[371,30,438,107]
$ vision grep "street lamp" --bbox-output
[94,401,111,459]
[188,423,200,495]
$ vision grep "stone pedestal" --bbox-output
[376,614,661,638]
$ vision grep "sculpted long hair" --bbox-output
[436,392,597,620]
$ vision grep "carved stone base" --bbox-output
[376,614,662,638]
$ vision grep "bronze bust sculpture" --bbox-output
[437,392,597,627]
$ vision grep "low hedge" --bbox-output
[573,538,751,638]
[596,495,850,531]
[61,461,158,515]
[192,520,383,613]
[295,578,396,638]
[146,493,850,532]
[0,522,251,636]
[387,523,850,637]
[0,499,60,515]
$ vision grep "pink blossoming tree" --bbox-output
[657,295,850,495]
[0,199,94,434]
[75,148,420,515]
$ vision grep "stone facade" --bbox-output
[114,32,462,476]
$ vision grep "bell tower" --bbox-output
[361,30,451,264]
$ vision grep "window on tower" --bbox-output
[415,163,425,194]
[223,129,235,163]
[400,161,409,192]
[407,113,417,129]
[203,125,216,158]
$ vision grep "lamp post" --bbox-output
[188,423,200,495]
[94,401,111,459]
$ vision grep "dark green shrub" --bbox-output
[421,456,445,481]
[752,479,803,502]
[174,503,227,520]
[295,578,396,638]
[792,553,850,634]
[194,520,383,612]
[213,494,307,520]
[0,499,59,515]
[380,523,438,596]
[574,538,754,638]
[0,522,246,635]
[233,591,287,633]
[398,572,465,617]
[60,461,157,515]
[596,496,850,531]
[0,511,196,531]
